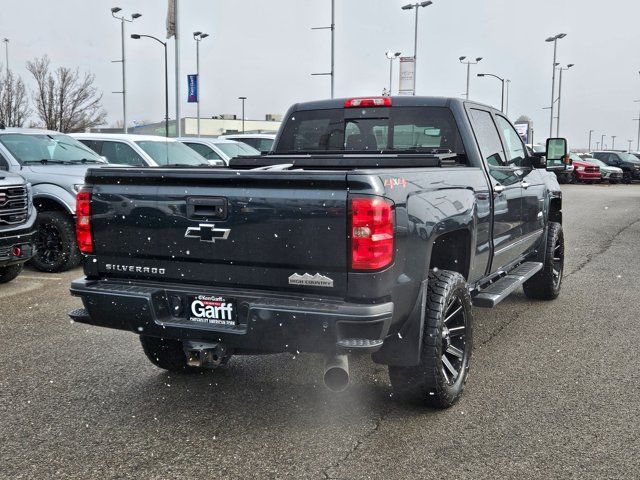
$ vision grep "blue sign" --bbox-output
[187,74,198,103]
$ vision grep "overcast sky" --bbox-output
[2,0,639,148]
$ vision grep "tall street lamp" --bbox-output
[111,7,142,134]
[401,1,433,95]
[238,96,247,133]
[628,140,633,152]
[459,56,483,100]
[385,51,401,94]
[601,134,606,150]
[556,63,574,136]
[611,135,617,150]
[193,31,209,137]
[2,38,8,74]
[311,0,336,98]
[477,73,505,112]
[546,33,567,138]
[635,93,640,151]
[131,34,169,138]
[588,130,594,151]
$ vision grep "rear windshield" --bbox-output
[275,106,465,156]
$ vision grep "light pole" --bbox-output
[611,135,616,150]
[2,38,8,74]
[505,79,511,117]
[634,98,640,152]
[588,130,594,151]
[596,141,600,150]
[601,134,606,151]
[111,7,142,134]
[628,140,633,152]
[193,31,209,137]
[477,73,505,112]
[238,96,247,133]
[385,51,401,94]
[311,0,336,98]
[459,56,483,100]
[401,1,434,96]
[131,34,169,138]
[546,33,567,138]
[556,63,574,136]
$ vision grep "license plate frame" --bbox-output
[187,294,238,327]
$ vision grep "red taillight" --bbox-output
[350,197,395,270]
[76,188,93,254]
[344,97,392,108]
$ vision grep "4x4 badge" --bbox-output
[185,224,230,243]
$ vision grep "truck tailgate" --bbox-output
[88,169,349,295]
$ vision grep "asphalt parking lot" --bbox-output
[1,184,639,479]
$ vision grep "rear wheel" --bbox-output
[389,270,473,408]
[523,222,564,300]
[0,264,23,284]
[30,211,81,272]
[140,336,231,373]
[623,172,632,184]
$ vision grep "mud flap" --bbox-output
[371,279,427,367]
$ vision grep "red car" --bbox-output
[571,154,601,183]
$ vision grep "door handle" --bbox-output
[521,181,530,189]
[493,184,505,194]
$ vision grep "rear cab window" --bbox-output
[275,106,467,163]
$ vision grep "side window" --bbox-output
[495,115,526,167]
[79,140,103,155]
[101,141,145,166]
[469,108,507,167]
[0,152,9,170]
[185,142,221,161]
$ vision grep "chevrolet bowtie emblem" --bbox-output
[184,224,230,243]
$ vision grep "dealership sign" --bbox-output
[187,74,199,103]
[398,57,416,96]
[514,122,530,143]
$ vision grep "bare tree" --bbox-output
[26,55,106,132]
[0,69,30,127]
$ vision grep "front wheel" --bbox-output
[623,172,632,184]
[30,211,81,273]
[0,264,23,284]
[389,270,473,408]
[523,222,564,300]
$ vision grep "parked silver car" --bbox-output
[0,128,108,272]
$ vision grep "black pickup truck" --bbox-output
[70,96,566,408]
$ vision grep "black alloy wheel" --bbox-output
[440,296,469,386]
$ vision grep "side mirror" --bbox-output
[545,138,568,169]
[529,152,546,168]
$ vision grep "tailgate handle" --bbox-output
[187,197,228,220]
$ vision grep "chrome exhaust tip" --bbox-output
[323,354,350,392]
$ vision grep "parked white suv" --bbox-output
[71,133,217,167]
[219,133,275,154]
[177,137,260,165]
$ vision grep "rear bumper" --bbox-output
[70,278,394,355]
[0,227,35,267]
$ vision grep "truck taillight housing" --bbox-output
[350,197,395,270]
[76,188,93,254]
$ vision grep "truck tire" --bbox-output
[389,270,473,408]
[30,211,81,273]
[139,336,231,373]
[523,222,564,300]
[0,264,23,284]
